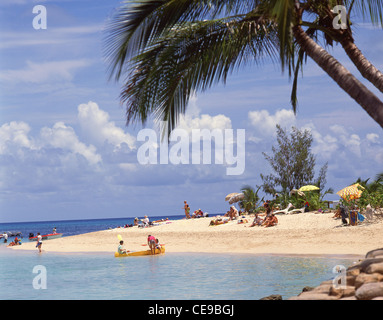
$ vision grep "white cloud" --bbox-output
[39,122,101,165]
[248,108,296,136]
[0,59,92,84]
[0,121,35,154]
[366,133,380,144]
[176,95,232,133]
[77,101,136,150]
[329,125,362,157]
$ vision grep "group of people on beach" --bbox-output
[183,201,209,219]
[249,201,279,228]
[117,234,162,255]
[209,200,279,228]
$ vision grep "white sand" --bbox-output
[10,212,383,256]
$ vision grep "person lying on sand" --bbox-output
[209,217,228,226]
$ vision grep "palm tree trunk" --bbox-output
[341,38,383,94]
[293,25,383,129]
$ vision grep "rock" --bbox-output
[365,248,383,259]
[355,282,383,300]
[366,262,383,275]
[347,268,360,277]
[330,286,355,298]
[259,294,282,300]
[339,296,357,300]
[311,284,333,294]
[355,273,383,289]
[348,258,383,274]
[301,286,315,292]
[346,275,356,287]
[292,292,338,300]
[289,248,383,300]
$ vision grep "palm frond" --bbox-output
[349,0,383,26]
[118,16,279,136]
[104,0,260,80]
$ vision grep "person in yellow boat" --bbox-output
[117,240,129,254]
[155,238,161,250]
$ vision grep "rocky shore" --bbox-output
[286,248,383,300]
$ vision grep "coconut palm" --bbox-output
[104,0,383,136]
[239,185,262,213]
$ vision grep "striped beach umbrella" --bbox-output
[228,193,244,204]
[225,193,240,201]
[336,183,365,200]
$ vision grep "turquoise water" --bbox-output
[0,247,355,300]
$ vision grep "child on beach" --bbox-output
[155,239,161,251]
[118,240,128,254]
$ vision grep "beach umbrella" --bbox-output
[290,189,306,197]
[336,183,365,200]
[299,185,320,192]
[225,193,240,201]
[228,193,244,204]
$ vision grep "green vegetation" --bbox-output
[353,174,383,209]
[260,125,332,211]
[105,0,383,136]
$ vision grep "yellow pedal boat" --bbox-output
[114,246,165,257]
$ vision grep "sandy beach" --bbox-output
[10,212,383,256]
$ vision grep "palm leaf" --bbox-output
[104,0,260,80]
[118,15,279,136]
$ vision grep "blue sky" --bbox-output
[0,0,382,223]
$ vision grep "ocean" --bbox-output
[0,215,357,300]
[0,214,187,239]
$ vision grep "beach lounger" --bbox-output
[274,203,294,215]
[290,206,305,214]
[365,204,374,221]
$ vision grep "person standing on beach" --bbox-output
[2,232,8,243]
[36,232,42,253]
[147,235,156,255]
[184,201,190,219]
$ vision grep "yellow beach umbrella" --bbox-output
[336,183,365,200]
[299,185,320,192]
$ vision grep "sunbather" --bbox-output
[249,214,263,227]
[262,214,278,228]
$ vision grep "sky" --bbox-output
[0,0,382,223]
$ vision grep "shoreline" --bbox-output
[6,246,364,260]
[9,212,383,257]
